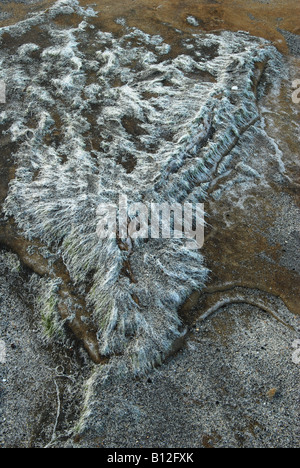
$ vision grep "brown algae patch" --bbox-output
[1,0,300,54]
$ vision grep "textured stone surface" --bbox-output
[0,0,299,448]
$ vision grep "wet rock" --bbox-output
[0,0,299,448]
[0,0,286,373]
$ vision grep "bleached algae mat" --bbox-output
[0,0,299,448]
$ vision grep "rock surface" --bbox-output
[0,0,299,448]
